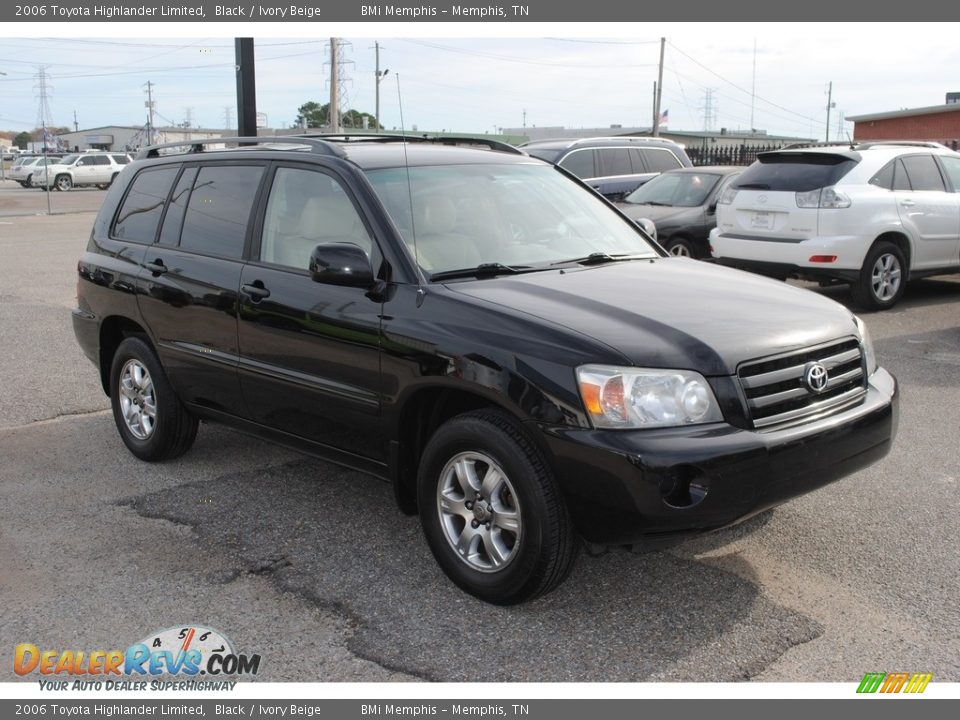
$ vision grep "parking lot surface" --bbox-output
[1,207,958,682]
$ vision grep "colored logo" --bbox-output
[14,626,260,678]
[857,672,932,694]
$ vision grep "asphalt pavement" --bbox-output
[1,201,958,683]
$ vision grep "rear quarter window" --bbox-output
[734,153,859,192]
[112,167,179,243]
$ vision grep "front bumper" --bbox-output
[537,368,897,545]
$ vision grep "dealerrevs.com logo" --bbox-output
[14,626,261,691]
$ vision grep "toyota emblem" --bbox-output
[757,194,768,204]
[803,362,829,393]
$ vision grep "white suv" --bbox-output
[40,151,132,191]
[710,142,960,309]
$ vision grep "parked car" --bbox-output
[521,136,692,201]
[8,155,61,188]
[39,151,132,191]
[710,141,960,310]
[73,135,897,604]
[615,166,741,258]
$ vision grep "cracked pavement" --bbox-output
[1,207,959,683]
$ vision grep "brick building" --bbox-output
[848,102,960,150]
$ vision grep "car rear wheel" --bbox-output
[24,175,32,188]
[55,174,72,192]
[852,241,906,311]
[665,236,696,258]
[109,337,198,461]
[417,409,578,605]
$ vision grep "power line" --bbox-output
[401,39,658,69]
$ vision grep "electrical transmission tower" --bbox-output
[701,89,718,132]
[34,66,55,148]
[223,106,234,130]
[325,38,354,131]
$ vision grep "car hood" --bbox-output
[445,259,858,376]
[615,203,699,225]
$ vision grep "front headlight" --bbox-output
[576,365,724,429]
[855,316,878,375]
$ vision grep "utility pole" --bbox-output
[73,110,78,132]
[750,38,757,131]
[35,66,52,213]
[235,38,257,141]
[825,81,834,143]
[522,108,527,128]
[652,82,657,129]
[652,37,665,137]
[374,42,389,131]
[144,81,156,145]
[330,38,341,133]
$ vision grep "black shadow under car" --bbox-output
[72,135,898,605]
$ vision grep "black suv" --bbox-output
[522,136,692,200]
[73,135,897,605]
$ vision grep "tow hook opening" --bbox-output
[659,465,710,509]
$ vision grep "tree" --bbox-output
[295,102,328,129]
[13,132,32,150]
[294,101,378,130]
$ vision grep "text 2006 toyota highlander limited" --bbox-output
[72,136,898,604]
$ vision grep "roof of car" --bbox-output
[521,136,684,151]
[667,165,741,174]
[137,139,544,171]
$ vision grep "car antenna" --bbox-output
[396,74,427,304]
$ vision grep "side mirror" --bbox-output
[635,217,658,242]
[309,243,375,288]
[707,201,718,214]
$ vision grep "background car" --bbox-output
[38,151,132,191]
[521,136,692,201]
[711,141,960,310]
[8,156,61,188]
[615,166,741,258]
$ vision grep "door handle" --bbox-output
[900,199,916,207]
[241,282,271,301]
[144,259,167,275]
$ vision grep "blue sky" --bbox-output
[1,25,958,140]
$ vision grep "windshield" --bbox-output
[364,163,657,276]
[733,153,858,192]
[623,172,723,207]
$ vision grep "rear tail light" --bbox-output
[796,186,851,209]
[809,255,838,263]
[718,185,739,205]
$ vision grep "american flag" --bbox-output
[658,109,669,127]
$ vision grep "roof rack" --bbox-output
[781,141,857,150]
[136,135,347,160]
[856,140,948,150]
[298,132,526,156]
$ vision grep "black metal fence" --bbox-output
[687,143,785,167]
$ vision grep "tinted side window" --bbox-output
[179,165,264,258]
[158,166,197,246]
[598,148,632,176]
[93,156,110,166]
[112,167,178,244]
[111,154,131,165]
[642,148,683,173]
[869,161,895,190]
[559,149,595,179]
[939,156,960,192]
[892,159,912,191]
[900,155,946,192]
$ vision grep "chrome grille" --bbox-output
[738,338,866,430]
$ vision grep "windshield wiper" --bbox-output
[639,200,671,206]
[430,262,532,281]
[550,252,649,267]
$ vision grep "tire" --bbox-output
[109,336,198,461]
[851,241,907,311]
[17,181,27,188]
[109,172,118,186]
[417,409,578,605]
[55,174,72,192]
[664,236,696,258]
[24,174,32,188]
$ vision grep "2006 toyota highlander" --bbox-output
[73,135,898,604]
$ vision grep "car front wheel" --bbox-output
[852,241,906,311]
[417,409,578,605]
[55,174,72,191]
[109,336,198,461]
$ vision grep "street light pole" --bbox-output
[0,71,6,182]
